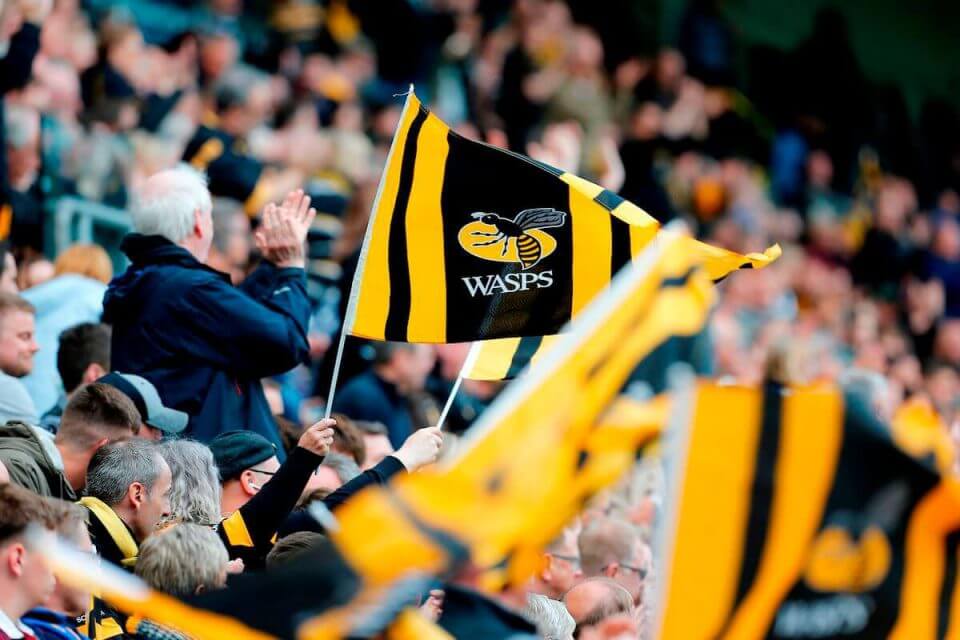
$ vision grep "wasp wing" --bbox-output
[515,208,566,231]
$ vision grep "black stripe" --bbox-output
[662,267,697,289]
[383,109,428,340]
[938,530,960,637]
[728,382,784,618]
[594,189,625,212]
[506,336,544,378]
[610,215,632,278]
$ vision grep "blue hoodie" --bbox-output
[102,234,310,452]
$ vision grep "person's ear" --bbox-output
[83,363,107,385]
[194,208,205,237]
[129,481,146,509]
[240,470,259,496]
[603,563,619,578]
[6,544,26,577]
[87,437,110,457]
[194,583,206,595]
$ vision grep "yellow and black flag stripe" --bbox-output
[657,381,960,640]
[346,91,778,344]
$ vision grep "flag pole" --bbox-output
[324,86,415,419]
[437,342,481,430]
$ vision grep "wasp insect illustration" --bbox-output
[469,208,566,269]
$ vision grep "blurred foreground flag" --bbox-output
[345,90,777,343]
[657,381,960,640]
[333,228,714,590]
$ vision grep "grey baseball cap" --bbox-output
[97,372,189,434]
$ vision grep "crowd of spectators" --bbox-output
[1,0,959,638]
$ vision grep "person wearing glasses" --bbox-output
[527,526,583,600]
[577,518,651,609]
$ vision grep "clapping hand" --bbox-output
[255,189,316,269]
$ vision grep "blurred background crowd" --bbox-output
[2,0,960,471]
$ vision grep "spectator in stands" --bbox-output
[329,413,366,466]
[22,500,95,640]
[578,518,650,608]
[206,197,251,284]
[96,372,189,441]
[333,342,437,447]
[523,593,576,640]
[0,292,37,424]
[527,527,583,600]
[21,244,112,414]
[310,452,360,494]
[103,166,314,449]
[182,76,301,216]
[209,420,335,570]
[0,483,59,640]
[158,440,222,527]
[355,420,394,470]
[0,382,140,500]
[265,531,325,570]
[135,524,229,598]
[2,104,43,252]
[38,322,111,432]
[562,577,635,637]
[81,440,172,567]
[0,243,16,294]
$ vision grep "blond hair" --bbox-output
[55,244,113,283]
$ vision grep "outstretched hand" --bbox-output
[298,418,336,457]
[393,426,444,472]
[254,189,316,268]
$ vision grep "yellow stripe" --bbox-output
[890,480,960,639]
[560,173,613,315]
[188,138,224,172]
[79,497,139,564]
[466,337,521,380]
[947,546,960,639]
[0,204,12,240]
[723,385,844,640]
[611,199,660,228]
[628,209,660,257]
[660,384,763,639]
[405,113,450,342]
[350,96,420,339]
[220,511,255,548]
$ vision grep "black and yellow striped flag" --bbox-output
[657,381,960,640]
[346,91,777,343]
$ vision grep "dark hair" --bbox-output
[265,531,325,569]
[57,382,141,450]
[57,323,112,393]
[330,413,366,466]
[0,483,60,544]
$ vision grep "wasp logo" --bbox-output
[458,208,566,270]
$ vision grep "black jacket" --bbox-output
[102,235,311,450]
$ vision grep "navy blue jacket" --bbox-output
[102,234,310,450]
[332,369,413,448]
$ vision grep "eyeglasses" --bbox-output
[618,562,648,579]
[550,553,581,568]
[249,468,277,476]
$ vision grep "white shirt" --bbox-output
[0,607,33,639]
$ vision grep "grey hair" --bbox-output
[4,104,39,149]
[320,452,361,484]
[159,440,222,526]
[85,440,165,506]
[136,523,228,598]
[524,594,575,640]
[130,164,211,243]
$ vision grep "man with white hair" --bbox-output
[103,166,315,450]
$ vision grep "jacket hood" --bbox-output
[0,421,75,500]
[103,233,227,324]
